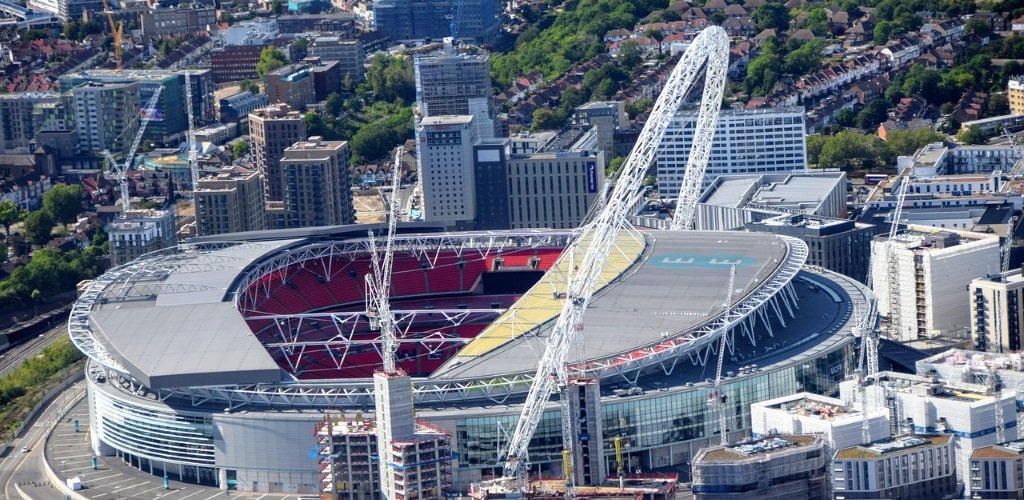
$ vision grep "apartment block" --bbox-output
[210,45,267,84]
[573,101,628,157]
[746,215,875,284]
[871,227,1000,341]
[0,92,70,152]
[279,137,354,228]
[840,372,1020,497]
[140,5,217,38]
[69,82,139,155]
[373,0,499,41]
[751,393,891,451]
[656,106,807,197]
[971,440,1024,499]
[61,70,215,146]
[414,41,495,140]
[832,435,957,500]
[106,208,177,267]
[308,37,365,83]
[265,64,315,110]
[194,168,266,237]
[314,409,452,500]
[691,435,829,499]
[218,92,269,127]
[970,269,1024,353]
[249,104,307,202]
[1008,75,1024,115]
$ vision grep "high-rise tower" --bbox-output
[414,40,495,140]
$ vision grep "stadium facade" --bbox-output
[71,224,869,494]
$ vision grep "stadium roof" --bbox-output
[433,231,790,379]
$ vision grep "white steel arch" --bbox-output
[670,28,730,230]
[493,26,732,488]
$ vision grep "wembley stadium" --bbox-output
[69,223,869,494]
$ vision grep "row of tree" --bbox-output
[807,127,946,170]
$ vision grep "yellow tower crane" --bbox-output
[100,0,122,72]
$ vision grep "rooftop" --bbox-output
[701,435,819,461]
[834,435,952,459]
[973,440,1024,459]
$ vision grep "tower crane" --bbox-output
[709,265,737,446]
[104,86,163,215]
[100,0,123,72]
[365,146,404,373]
[886,172,911,339]
[447,0,464,41]
[474,26,730,496]
[185,72,200,195]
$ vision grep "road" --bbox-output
[0,322,75,500]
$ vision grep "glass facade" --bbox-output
[456,346,854,475]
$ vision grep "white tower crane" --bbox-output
[185,72,200,195]
[366,146,404,373]
[104,86,163,215]
[475,27,730,495]
[886,173,911,339]
[709,265,737,446]
[368,148,405,500]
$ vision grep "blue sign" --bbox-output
[649,254,754,269]
[586,161,598,193]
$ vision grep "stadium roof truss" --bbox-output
[72,230,808,410]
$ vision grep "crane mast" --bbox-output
[105,87,163,215]
[100,0,122,72]
[365,147,404,374]
[709,265,737,446]
[886,173,911,339]
[490,27,730,492]
[185,72,200,195]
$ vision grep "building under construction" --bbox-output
[690,435,829,500]
[313,407,454,500]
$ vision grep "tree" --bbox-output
[531,108,563,131]
[256,46,288,79]
[989,93,1010,117]
[239,79,260,94]
[232,140,251,158]
[42,184,83,227]
[645,28,665,55]
[291,37,310,60]
[817,131,886,170]
[884,127,945,157]
[874,21,894,45]
[752,3,789,32]
[807,8,829,36]
[957,125,989,145]
[0,201,22,237]
[22,210,55,246]
[325,92,344,116]
[606,156,625,175]
[836,107,857,127]
[856,98,890,129]
[965,17,993,37]
[618,41,643,72]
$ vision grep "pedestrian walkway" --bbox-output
[42,394,312,500]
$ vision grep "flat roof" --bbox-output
[87,240,299,389]
[835,435,952,459]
